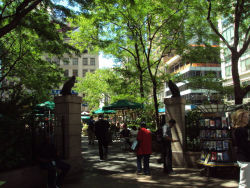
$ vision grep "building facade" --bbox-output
[219,19,250,104]
[163,54,221,105]
[45,52,99,111]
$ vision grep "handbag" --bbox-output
[131,140,139,151]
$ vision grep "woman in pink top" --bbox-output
[136,122,152,175]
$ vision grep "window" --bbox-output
[64,69,69,77]
[225,65,232,77]
[241,58,250,72]
[53,59,60,65]
[90,58,95,66]
[72,58,78,65]
[63,58,70,65]
[82,58,88,65]
[73,69,78,76]
[82,69,88,77]
[46,58,51,63]
[90,69,95,73]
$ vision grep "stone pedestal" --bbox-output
[164,97,186,166]
[54,95,83,174]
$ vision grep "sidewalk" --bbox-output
[63,136,238,188]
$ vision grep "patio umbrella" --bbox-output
[92,108,116,114]
[102,100,143,122]
[36,101,55,110]
[102,100,143,110]
[81,116,91,119]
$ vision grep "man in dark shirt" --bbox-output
[38,135,70,188]
[94,114,110,160]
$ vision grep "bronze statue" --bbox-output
[168,79,180,98]
[60,76,76,96]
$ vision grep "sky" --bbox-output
[99,53,116,69]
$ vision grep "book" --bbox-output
[211,152,217,161]
[199,119,205,127]
[204,153,211,164]
[217,152,223,161]
[222,117,228,129]
[216,130,222,138]
[200,130,205,138]
[211,141,217,150]
[210,130,216,138]
[222,151,230,161]
[201,151,207,160]
[221,130,228,138]
[223,140,229,150]
[205,130,211,138]
[205,119,210,128]
[216,141,223,150]
[210,120,215,128]
[215,118,222,129]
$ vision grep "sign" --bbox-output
[51,89,78,95]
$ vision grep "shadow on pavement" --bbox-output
[63,136,238,188]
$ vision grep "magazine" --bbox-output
[223,140,229,150]
[215,118,221,129]
[216,141,223,151]
[210,120,215,128]
[222,117,228,129]
[211,152,217,161]
[205,119,210,128]
[221,130,228,138]
[216,130,222,138]
[217,152,223,161]
[222,151,230,161]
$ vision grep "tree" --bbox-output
[0,0,94,38]
[206,0,250,104]
[70,0,191,128]
[0,8,78,115]
[74,69,142,110]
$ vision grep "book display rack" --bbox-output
[198,113,237,175]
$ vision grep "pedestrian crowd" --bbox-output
[38,109,250,188]
[85,114,178,176]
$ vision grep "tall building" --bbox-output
[163,54,221,105]
[219,19,250,104]
[45,51,99,112]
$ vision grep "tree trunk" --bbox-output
[231,53,244,104]
[152,80,160,129]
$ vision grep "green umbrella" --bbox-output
[92,108,116,114]
[102,100,143,110]
[36,101,55,110]
[81,116,91,119]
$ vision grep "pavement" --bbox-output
[63,136,238,188]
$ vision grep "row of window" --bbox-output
[178,70,221,79]
[46,57,96,66]
[225,57,250,77]
[64,69,95,77]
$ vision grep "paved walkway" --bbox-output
[63,136,238,188]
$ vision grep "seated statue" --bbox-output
[168,80,180,98]
[60,76,76,96]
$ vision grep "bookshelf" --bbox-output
[198,113,237,176]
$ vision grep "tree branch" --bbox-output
[0,0,42,38]
[206,0,233,51]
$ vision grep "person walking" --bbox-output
[95,114,110,160]
[136,122,152,175]
[162,119,178,175]
[232,109,250,188]
[87,116,95,145]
